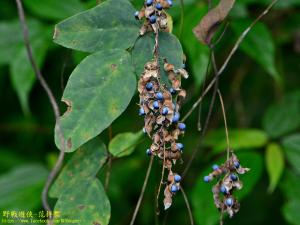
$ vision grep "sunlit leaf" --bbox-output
[204,128,268,153]
[265,143,285,193]
[54,49,136,152]
[108,130,143,157]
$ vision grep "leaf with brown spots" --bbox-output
[54,49,136,152]
[193,0,235,45]
[49,138,107,198]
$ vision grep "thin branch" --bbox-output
[182,0,278,121]
[217,90,230,159]
[15,1,65,223]
[181,187,194,225]
[156,143,166,215]
[130,156,154,225]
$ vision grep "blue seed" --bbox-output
[169,88,176,95]
[233,161,240,169]
[212,164,219,171]
[174,174,182,183]
[146,0,153,6]
[167,0,173,6]
[149,15,157,24]
[178,123,186,131]
[153,101,159,109]
[230,173,238,181]
[182,63,186,69]
[220,185,227,194]
[176,143,184,150]
[172,112,180,123]
[203,175,211,183]
[156,92,164,100]
[156,3,163,10]
[143,128,147,133]
[146,149,152,156]
[146,82,153,91]
[162,107,169,115]
[171,184,179,193]
[134,11,139,19]
[139,108,145,116]
[225,198,234,207]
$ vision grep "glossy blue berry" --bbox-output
[176,143,184,150]
[146,0,153,6]
[225,198,234,207]
[162,107,169,115]
[149,15,157,24]
[146,82,153,91]
[230,173,238,181]
[156,3,163,10]
[146,149,152,156]
[153,101,159,109]
[143,127,147,133]
[203,175,211,183]
[171,184,179,193]
[178,123,186,131]
[167,0,173,6]
[139,108,145,116]
[220,185,227,194]
[234,161,240,169]
[156,92,164,100]
[134,11,139,19]
[212,164,219,171]
[174,174,181,183]
[169,88,176,95]
[182,63,186,69]
[172,112,180,123]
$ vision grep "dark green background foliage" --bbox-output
[0,0,300,225]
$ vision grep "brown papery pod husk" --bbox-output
[193,0,235,45]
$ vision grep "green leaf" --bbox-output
[282,199,300,225]
[50,138,107,198]
[23,0,85,21]
[0,19,44,65]
[282,133,300,175]
[192,152,263,225]
[53,0,140,52]
[265,143,285,193]
[0,164,48,210]
[263,93,300,138]
[204,128,268,153]
[10,37,49,115]
[178,4,210,88]
[55,49,136,152]
[108,130,143,157]
[231,20,280,81]
[54,178,110,225]
[132,32,184,80]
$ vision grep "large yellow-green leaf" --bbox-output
[265,143,285,193]
[53,0,140,52]
[50,139,107,198]
[108,130,143,157]
[55,49,136,152]
[54,178,110,225]
[204,128,268,153]
[192,152,263,225]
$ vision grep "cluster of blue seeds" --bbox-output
[203,153,250,217]
[134,0,173,34]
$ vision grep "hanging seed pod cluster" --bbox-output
[135,0,173,35]
[203,153,250,217]
[135,0,189,210]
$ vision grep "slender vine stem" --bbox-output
[181,187,194,225]
[129,156,154,225]
[15,1,66,224]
